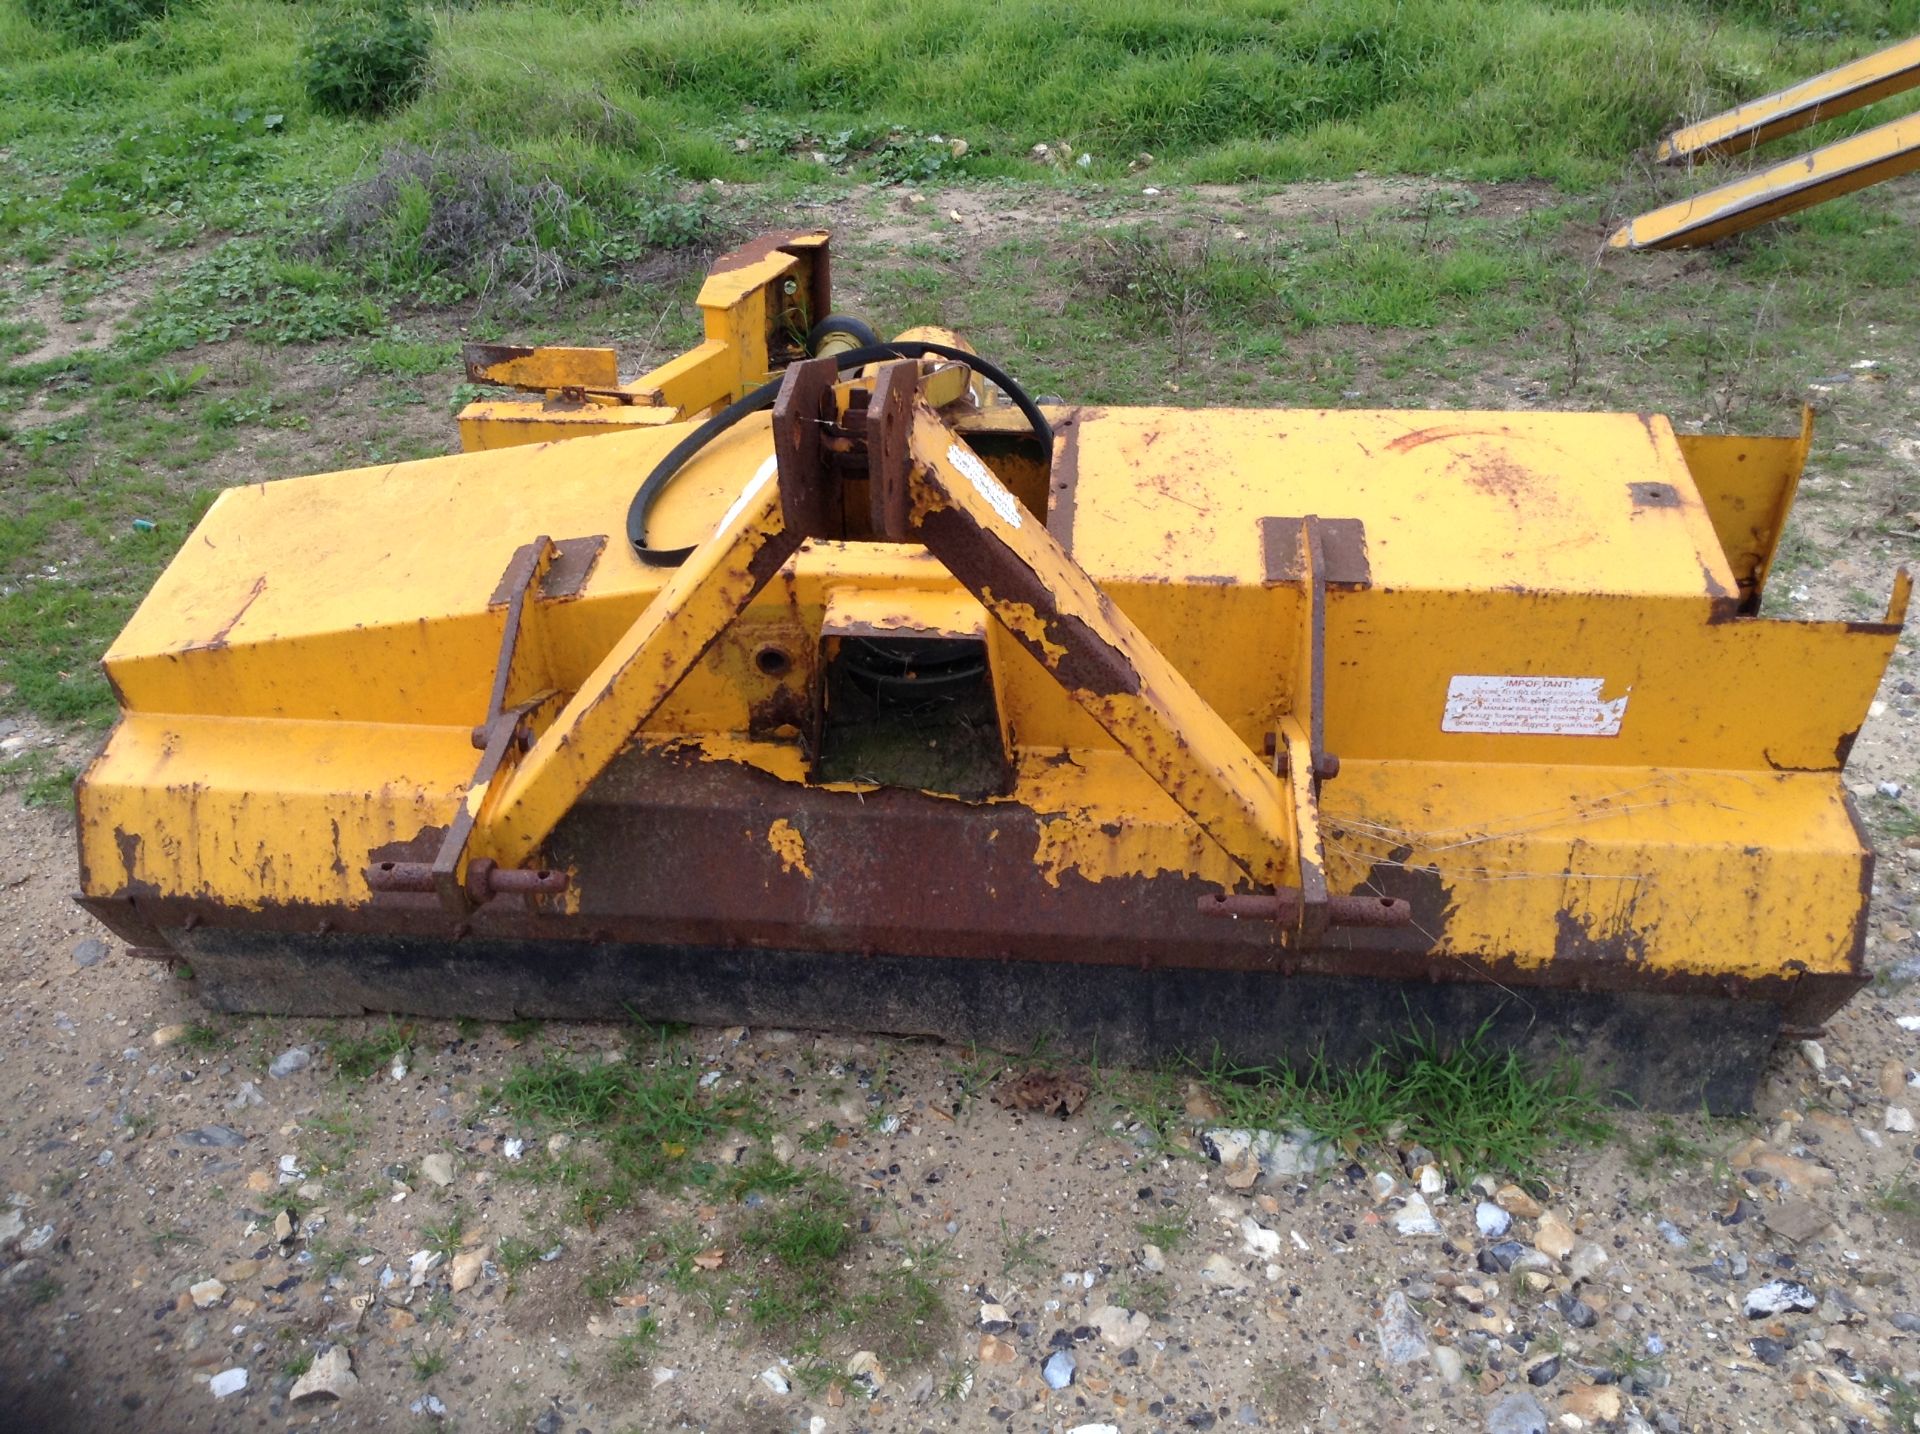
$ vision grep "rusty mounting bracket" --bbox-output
[365,537,573,914]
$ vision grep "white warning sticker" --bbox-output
[1442,675,1629,737]
[947,442,1022,528]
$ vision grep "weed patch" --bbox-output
[302,1,432,119]
[1191,1021,1613,1179]
[318,143,709,303]
[331,1020,413,1081]
[24,0,181,45]
[492,1039,761,1220]
[0,753,80,809]
[737,1176,858,1334]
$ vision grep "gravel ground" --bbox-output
[0,681,1918,1434]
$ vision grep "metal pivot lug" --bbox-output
[1269,739,1341,783]
[771,355,839,539]
[866,359,916,541]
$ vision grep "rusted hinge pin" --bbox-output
[366,860,569,897]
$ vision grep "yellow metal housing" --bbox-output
[72,233,1911,1109]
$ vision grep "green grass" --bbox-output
[495,1235,549,1279]
[1624,1117,1709,1176]
[1135,1211,1190,1251]
[1190,1020,1614,1178]
[179,1020,228,1052]
[411,1350,448,1381]
[492,1036,764,1223]
[998,1219,1049,1279]
[297,1110,364,1174]
[330,1019,413,1081]
[421,1210,466,1259]
[1871,1178,1920,1218]
[606,1316,662,1374]
[1873,1373,1920,1430]
[0,752,79,808]
[737,1176,858,1332]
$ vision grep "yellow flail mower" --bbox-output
[74,231,1910,1110]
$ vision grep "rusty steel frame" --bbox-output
[459,358,1407,938]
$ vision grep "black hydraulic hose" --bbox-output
[626,341,1054,565]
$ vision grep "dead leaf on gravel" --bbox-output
[692,1247,726,1271]
[994,1069,1089,1118]
[1183,1079,1225,1119]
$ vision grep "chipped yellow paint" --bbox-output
[1026,753,1235,888]
[767,818,814,879]
[982,590,1068,669]
[1319,764,1868,979]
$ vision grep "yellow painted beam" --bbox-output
[902,403,1296,888]
[475,444,798,869]
[1611,112,1920,250]
[1658,35,1920,163]
[461,344,619,391]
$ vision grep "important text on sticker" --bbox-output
[1441,675,1629,737]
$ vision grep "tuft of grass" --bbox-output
[298,1110,364,1173]
[330,1019,413,1081]
[1192,1020,1613,1179]
[1624,1117,1707,1177]
[1873,1373,1920,1430]
[1872,1178,1920,1218]
[999,1219,1049,1280]
[354,334,459,378]
[421,1210,466,1259]
[493,1039,761,1221]
[495,1235,547,1279]
[582,1250,649,1301]
[704,1173,955,1368]
[410,1349,449,1381]
[607,1316,661,1373]
[309,1238,369,1279]
[1135,1211,1190,1251]
[0,753,82,810]
[179,1021,228,1052]
[23,0,182,44]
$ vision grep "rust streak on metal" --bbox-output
[1046,409,1085,552]
[706,230,814,275]
[1384,424,1511,454]
[198,575,268,651]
